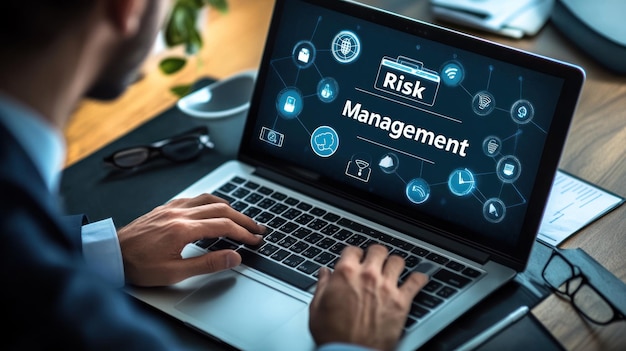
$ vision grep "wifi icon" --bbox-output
[441,61,464,87]
[445,67,458,79]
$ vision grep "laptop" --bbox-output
[127,0,584,350]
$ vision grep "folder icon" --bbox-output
[374,56,441,106]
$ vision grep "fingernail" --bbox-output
[254,234,265,240]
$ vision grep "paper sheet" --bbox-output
[537,170,625,246]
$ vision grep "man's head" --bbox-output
[0,0,168,116]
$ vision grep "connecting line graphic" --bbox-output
[269,15,331,138]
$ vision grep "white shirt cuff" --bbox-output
[81,218,125,288]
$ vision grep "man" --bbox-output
[0,1,428,350]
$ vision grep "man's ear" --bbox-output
[109,0,147,37]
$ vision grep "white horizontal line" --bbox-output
[355,87,462,124]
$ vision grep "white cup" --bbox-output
[177,69,257,156]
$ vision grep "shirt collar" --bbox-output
[0,94,66,192]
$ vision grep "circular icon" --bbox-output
[378,153,399,174]
[510,99,534,124]
[441,61,465,87]
[448,168,475,196]
[406,178,430,204]
[472,91,496,116]
[310,126,339,158]
[496,155,522,183]
[317,77,339,103]
[331,30,361,64]
[276,87,303,119]
[482,136,502,157]
[483,198,506,223]
[292,40,316,69]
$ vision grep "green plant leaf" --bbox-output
[170,84,194,98]
[159,57,187,75]
[164,1,199,47]
[185,27,203,55]
[206,0,228,13]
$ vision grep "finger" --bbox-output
[310,267,331,310]
[361,244,388,269]
[188,202,266,235]
[181,218,264,246]
[172,193,229,208]
[173,250,242,279]
[399,272,429,300]
[336,245,364,267]
[382,254,406,279]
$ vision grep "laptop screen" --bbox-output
[240,0,583,268]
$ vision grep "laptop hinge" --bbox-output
[253,166,491,265]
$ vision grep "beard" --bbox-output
[86,1,165,101]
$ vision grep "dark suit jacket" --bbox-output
[0,121,186,350]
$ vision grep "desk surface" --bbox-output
[65,0,626,349]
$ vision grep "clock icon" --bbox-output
[448,168,475,196]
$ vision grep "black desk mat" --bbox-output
[60,78,563,350]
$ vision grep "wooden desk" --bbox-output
[65,0,626,350]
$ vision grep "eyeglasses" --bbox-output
[542,249,625,325]
[103,126,214,169]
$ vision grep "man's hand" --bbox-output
[118,193,265,287]
[309,244,428,351]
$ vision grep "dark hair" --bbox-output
[0,1,95,52]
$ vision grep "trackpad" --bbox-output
[174,270,306,347]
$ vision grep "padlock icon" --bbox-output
[298,48,310,63]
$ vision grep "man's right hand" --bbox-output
[309,244,429,351]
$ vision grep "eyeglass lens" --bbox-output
[544,253,615,324]
[111,148,150,168]
[161,137,203,161]
[572,282,615,324]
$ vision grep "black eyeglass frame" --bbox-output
[541,249,625,326]
[103,126,214,169]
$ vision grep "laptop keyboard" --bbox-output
[192,176,483,329]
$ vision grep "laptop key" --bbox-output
[257,186,273,195]
[230,176,245,184]
[414,292,444,309]
[462,267,482,278]
[211,239,239,251]
[309,207,327,216]
[297,260,321,275]
[409,303,430,319]
[271,192,287,201]
[243,181,260,190]
[237,249,315,290]
[437,286,458,299]
[212,191,236,203]
[258,243,279,256]
[411,246,430,257]
[426,253,450,265]
[283,254,306,267]
[243,206,262,218]
[433,269,471,288]
[292,227,312,239]
[446,261,466,272]
[231,201,248,212]
[219,183,237,193]
[296,202,312,211]
[231,188,251,199]
[195,238,218,249]
[270,249,290,262]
